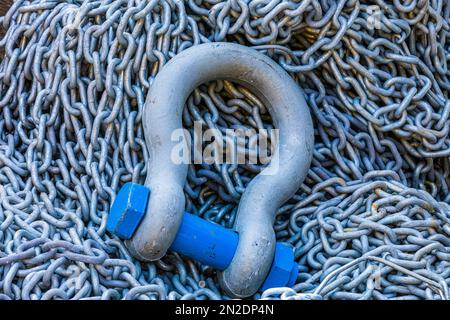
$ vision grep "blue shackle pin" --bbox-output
[107,183,298,292]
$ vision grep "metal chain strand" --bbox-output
[0,0,449,300]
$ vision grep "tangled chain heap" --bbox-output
[1,0,450,300]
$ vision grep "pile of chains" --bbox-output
[0,0,450,300]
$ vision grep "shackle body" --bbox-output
[126,42,314,297]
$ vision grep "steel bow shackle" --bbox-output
[119,43,313,297]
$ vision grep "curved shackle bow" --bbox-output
[126,42,314,298]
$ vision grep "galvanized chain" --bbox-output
[0,0,449,300]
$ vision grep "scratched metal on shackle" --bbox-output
[0,0,450,300]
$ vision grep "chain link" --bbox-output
[0,0,450,300]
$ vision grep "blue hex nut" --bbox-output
[107,183,150,240]
[259,243,298,292]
